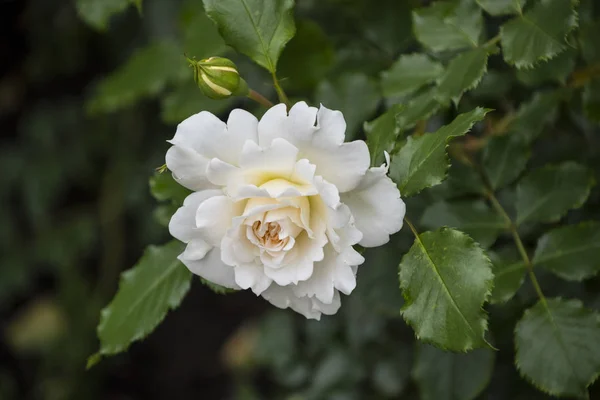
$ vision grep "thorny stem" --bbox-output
[247,89,274,108]
[272,72,290,107]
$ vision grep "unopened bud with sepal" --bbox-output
[187,56,249,99]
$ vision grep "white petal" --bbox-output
[206,158,239,186]
[221,109,259,164]
[260,285,323,320]
[170,111,227,159]
[293,244,337,304]
[168,190,222,242]
[311,290,341,316]
[165,145,216,191]
[341,167,405,247]
[181,239,211,260]
[333,260,356,295]
[240,137,299,178]
[258,102,318,146]
[195,195,240,247]
[314,104,346,146]
[179,247,240,289]
[234,262,272,295]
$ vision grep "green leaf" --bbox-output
[95,241,192,356]
[361,0,413,56]
[413,0,483,52]
[395,88,445,132]
[507,90,564,144]
[533,222,600,281]
[278,20,334,91]
[76,0,138,30]
[516,162,594,225]
[420,200,506,248]
[399,227,493,351]
[315,73,380,140]
[436,47,490,105]
[429,161,486,199]
[483,135,530,190]
[203,0,296,73]
[87,41,187,114]
[364,105,403,166]
[515,298,600,398]
[488,249,525,304]
[390,107,489,197]
[180,1,228,58]
[500,0,578,68]
[476,0,526,16]
[516,49,576,86]
[149,172,192,205]
[413,344,495,400]
[583,78,600,124]
[161,83,234,125]
[380,54,444,99]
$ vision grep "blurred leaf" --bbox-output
[372,348,412,397]
[94,241,192,357]
[203,0,296,73]
[76,0,138,31]
[533,222,600,281]
[429,161,486,199]
[153,204,178,227]
[516,162,594,225]
[476,0,526,16]
[310,348,363,394]
[413,344,495,400]
[516,49,576,86]
[161,83,234,125]
[507,90,564,143]
[515,298,600,398]
[583,78,600,124]
[399,227,493,351]
[579,18,600,63]
[254,310,296,368]
[390,107,489,197]
[437,47,491,105]
[180,1,228,57]
[381,54,444,99]
[315,73,380,140]
[483,135,530,190]
[420,200,506,248]
[88,41,187,114]
[149,172,192,205]
[362,0,413,56]
[470,70,514,100]
[500,0,578,68]
[364,104,403,166]
[279,20,334,91]
[395,87,445,131]
[488,250,525,304]
[413,0,483,52]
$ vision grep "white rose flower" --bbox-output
[167,102,405,319]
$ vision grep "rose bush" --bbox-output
[166,101,405,319]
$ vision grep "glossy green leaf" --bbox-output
[149,172,191,206]
[381,54,444,99]
[161,83,234,125]
[420,200,506,248]
[87,41,187,114]
[203,0,296,73]
[413,0,483,52]
[413,344,495,400]
[278,20,334,91]
[364,105,403,166]
[533,222,600,281]
[315,73,380,140]
[516,162,594,225]
[500,0,578,68]
[399,227,494,351]
[515,298,600,398]
[390,107,489,197]
[95,241,192,356]
[395,88,445,132]
[488,250,525,304]
[476,0,526,16]
[507,90,564,143]
[76,0,138,30]
[516,49,576,86]
[483,135,530,190]
[437,47,490,105]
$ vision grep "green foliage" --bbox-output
[516,162,594,225]
[483,135,530,190]
[436,47,491,105]
[202,0,296,73]
[413,344,495,400]
[364,104,403,166]
[515,298,600,398]
[500,0,578,68]
[476,0,526,16]
[76,0,140,30]
[533,222,600,281]
[149,172,191,205]
[516,49,576,86]
[390,108,489,197]
[413,0,483,52]
[488,250,526,304]
[399,227,493,351]
[420,200,506,248]
[380,54,444,99]
[93,241,192,358]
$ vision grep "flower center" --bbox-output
[251,220,289,251]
